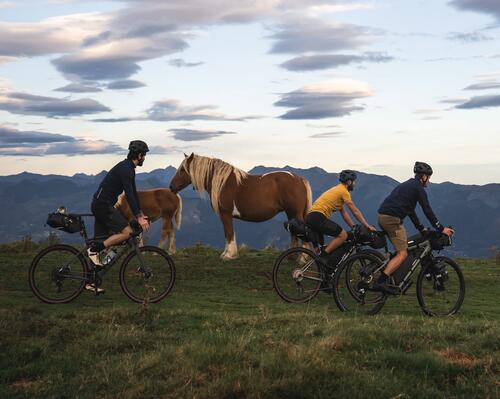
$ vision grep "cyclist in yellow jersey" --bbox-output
[306,170,376,256]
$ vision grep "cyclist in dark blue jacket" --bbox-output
[89,140,150,258]
[375,162,454,293]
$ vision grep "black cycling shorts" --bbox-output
[91,199,129,238]
[306,211,343,237]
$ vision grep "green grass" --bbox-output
[1,244,499,398]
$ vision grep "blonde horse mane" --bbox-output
[182,154,248,215]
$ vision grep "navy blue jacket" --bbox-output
[378,178,443,232]
[93,159,141,216]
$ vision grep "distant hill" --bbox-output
[0,166,498,257]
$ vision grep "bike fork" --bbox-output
[132,241,152,278]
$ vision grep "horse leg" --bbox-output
[220,212,238,260]
[158,217,168,249]
[164,218,176,255]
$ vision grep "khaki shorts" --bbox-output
[378,214,408,252]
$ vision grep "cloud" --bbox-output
[106,79,146,90]
[54,83,102,93]
[450,0,500,21]
[439,98,468,104]
[463,81,500,90]
[0,89,110,118]
[447,31,493,42]
[0,13,107,57]
[168,58,204,68]
[168,128,236,141]
[0,1,382,84]
[91,117,139,123]
[309,131,344,138]
[274,79,371,120]
[280,51,393,71]
[0,125,123,156]
[52,34,188,81]
[455,94,500,109]
[146,99,249,121]
[268,17,375,54]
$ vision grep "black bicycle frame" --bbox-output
[372,240,433,292]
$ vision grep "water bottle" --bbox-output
[100,248,117,265]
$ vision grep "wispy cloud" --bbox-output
[168,128,236,141]
[106,79,146,90]
[168,58,204,68]
[455,94,500,109]
[268,17,375,54]
[0,89,110,118]
[450,0,500,21]
[280,52,393,71]
[463,81,500,90]
[275,79,371,120]
[309,131,344,138]
[53,83,102,93]
[0,125,123,156]
[146,99,252,122]
[447,30,493,42]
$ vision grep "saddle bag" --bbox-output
[284,219,323,245]
[46,211,82,234]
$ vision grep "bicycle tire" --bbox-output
[119,246,176,303]
[416,256,465,316]
[333,252,387,315]
[272,247,323,303]
[29,244,88,304]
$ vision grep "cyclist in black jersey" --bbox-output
[88,141,150,268]
[375,162,454,294]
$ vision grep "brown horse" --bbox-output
[115,188,182,254]
[169,153,312,260]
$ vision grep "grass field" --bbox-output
[1,243,499,398]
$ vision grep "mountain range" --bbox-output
[0,165,498,258]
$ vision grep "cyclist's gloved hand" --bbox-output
[367,225,377,232]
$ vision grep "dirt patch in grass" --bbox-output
[434,348,480,369]
[11,378,37,390]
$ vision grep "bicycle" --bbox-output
[29,210,176,304]
[332,229,465,316]
[272,220,386,303]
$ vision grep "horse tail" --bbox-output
[301,178,313,219]
[174,193,182,230]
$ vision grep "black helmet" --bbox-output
[414,161,433,176]
[128,140,149,154]
[339,169,357,183]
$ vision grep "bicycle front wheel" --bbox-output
[416,256,465,316]
[29,244,88,304]
[333,252,387,315]
[119,246,176,303]
[272,247,323,303]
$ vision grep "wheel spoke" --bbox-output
[120,246,175,303]
[29,245,87,304]
[273,248,322,303]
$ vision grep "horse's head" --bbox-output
[169,152,194,193]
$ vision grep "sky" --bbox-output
[0,0,499,184]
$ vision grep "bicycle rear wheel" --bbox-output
[333,253,387,315]
[272,247,323,303]
[119,246,176,303]
[416,256,465,316]
[29,244,88,304]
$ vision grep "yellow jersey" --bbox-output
[309,184,351,219]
